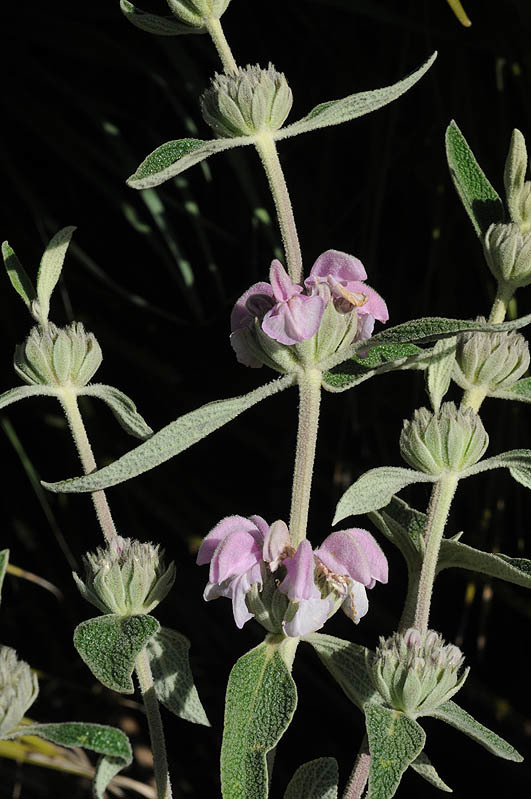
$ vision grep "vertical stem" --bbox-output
[489,282,514,324]
[254,133,304,284]
[342,736,370,799]
[204,16,238,75]
[135,648,173,799]
[413,472,459,634]
[289,369,322,547]
[58,387,118,545]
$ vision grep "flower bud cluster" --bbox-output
[368,628,467,718]
[483,223,531,289]
[14,322,102,388]
[74,537,176,616]
[0,646,39,736]
[201,64,293,139]
[400,402,488,475]
[454,320,529,394]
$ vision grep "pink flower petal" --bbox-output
[308,249,367,284]
[197,515,254,566]
[210,529,262,584]
[230,573,256,628]
[249,515,270,538]
[279,540,320,601]
[282,597,333,637]
[269,259,302,302]
[348,529,388,584]
[230,282,274,333]
[342,581,369,623]
[263,519,291,571]
[347,281,389,323]
[262,294,325,345]
[315,531,372,585]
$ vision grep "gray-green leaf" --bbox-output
[0,549,8,606]
[276,54,436,140]
[4,722,132,799]
[368,496,425,559]
[2,241,36,310]
[73,614,159,693]
[333,467,435,524]
[43,375,294,493]
[36,227,76,324]
[365,704,425,799]
[221,641,297,799]
[445,121,504,237]
[146,626,210,726]
[80,384,153,439]
[493,377,531,404]
[426,337,456,412]
[284,757,338,799]
[120,0,204,35]
[460,448,531,482]
[438,538,531,587]
[322,343,425,393]
[305,633,377,710]
[431,701,523,761]
[410,752,452,792]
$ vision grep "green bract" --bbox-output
[483,222,531,288]
[504,129,531,233]
[201,64,293,138]
[0,647,39,736]
[73,537,175,616]
[454,322,530,394]
[14,323,102,388]
[399,402,488,475]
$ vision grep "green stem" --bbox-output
[489,282,515,324]
[204,15,238,74]
[254,133,304,284]
[289,369,322,547]
[342,735,370,799]
[413,472,459,634]
[135,648,173,799]
[58,387,117,545]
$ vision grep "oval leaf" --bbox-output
[120,0,204,35]
[81,384,153,439]
[284,757,338,799]
[221,641,297,799]
[333,467,435,524]
[2,241,36,309]
[73,614,159,693]
[4,722,132,799]
[36,227,76,324]
[276,54,436,139]
[305,633,377,710]
[0,549,8,606]
[431,701,523,762]
[322,343,425,393]
[146,626,210,726]
[438,538,531,588]
[43,375,294,493]
[365,704,426,799]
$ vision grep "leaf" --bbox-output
[4,722,132,799]
[0,550,8,606]
[438,538,531,588]
[2,241,36,310]
[146,626,210,726]
[445,121,504,237]
[220,641,297,799]
[431,701,523,761]
[425,337,456,412]
[322,343,425,393]
[276,54,436,140]
[284,757,338,799]
[493,377,531,404]
[305,633,378,711]
[333,467,435,524]
[365,704,425,799]
[43,374,294,493]
[80,384,153,439]
[459,448,531,483]
[36,227,76,324]
[368,496,425,559]
[0,385,59,411]
[119,0,204,35]
[127,137,251,189]
[410,752,452,792]
[73,614,159,693]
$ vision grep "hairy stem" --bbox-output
[342,735,370,799]
[135,647,173,799]
[204,15,238,75]
[58,387,118,545]
[413,472,459,634]
[289,369,322,547]
[254,133,303,283]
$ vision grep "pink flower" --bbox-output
[278,540,334,636]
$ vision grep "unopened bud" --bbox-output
[454,319,529,394]
[483,222,531,288]
[14,322,102,388]
[0,647,39,736]
[504,129,531,233]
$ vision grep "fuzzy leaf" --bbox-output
[0,386,59,410]
[445,121,504,237]
[365,704,425,799]
[284,757,338,799]
[426,337,456,412]
[221,641,297,799]
[276,54,436,140]
[146,627,210,726]
[460,449,531,484]
[73,614,159,693]
[333,467,435,524]
[127,136,250,189]
[120,0,204,35]
[80,384,153,439]
[410,752,452,792]
[322,343,425,393]
[493,377,531,403]
[431,701,523,761]
[4,722,132,799]
[2,241,36,309]
[0,550,8,606]
[368,496,425,558]
[36,227,76,324]
[438,538,531,587]
[44,375,294,493]
[305,633,378,711]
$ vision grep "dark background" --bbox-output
[0,0,530,796]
